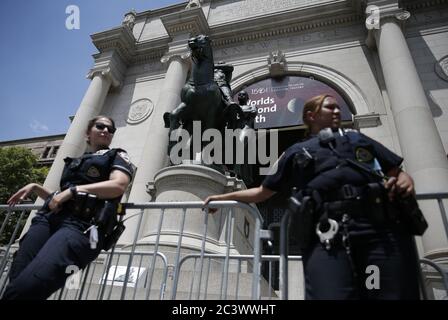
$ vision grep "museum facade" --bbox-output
[33,0,448,286]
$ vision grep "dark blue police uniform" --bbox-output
[2,148,134,300]
[263,128,420,300]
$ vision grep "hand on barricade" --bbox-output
[203,195,220,214]
[7,183,35,207]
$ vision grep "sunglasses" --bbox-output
[94,123,116,134]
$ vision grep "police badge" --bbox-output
[355,147,373,162]
[86,166,101,178]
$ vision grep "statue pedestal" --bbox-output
[137,164,257,264]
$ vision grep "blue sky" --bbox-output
[0,0,183,142]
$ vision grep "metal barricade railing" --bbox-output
[415,192,448,299]
[49,250,169,300]
[173,253,303,300]
[278,192,448,300]
[416,193,448,242]
[0,201,266,300]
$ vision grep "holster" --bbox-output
[100,203,127,251]
[102,221,126,251]
[94,201,118,235]
[287,192,316,249]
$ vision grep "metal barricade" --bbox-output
[416,192,448,300]
[0,201,266,300]
[173,253,303,300]
[277,192,448,300]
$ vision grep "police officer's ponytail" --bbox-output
[86,116,116,145]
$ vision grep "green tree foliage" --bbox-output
[0,147,49,245]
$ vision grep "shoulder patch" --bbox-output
[117,151,131,164]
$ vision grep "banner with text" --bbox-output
[236,76,352,129]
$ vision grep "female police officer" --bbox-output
[204,94,420,299]
[2,116,134,300]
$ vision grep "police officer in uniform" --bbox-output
[2,116,134,300]
[205,94,421,299]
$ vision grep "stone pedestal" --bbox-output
[138,164,256,259]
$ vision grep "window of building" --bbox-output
[50,146,59,158]
[41,146,51,159]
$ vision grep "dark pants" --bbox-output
[2,211,102,300]
[302,227,420,300]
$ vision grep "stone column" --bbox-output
[368,3,448,260]
[43,72,112,191]
[119,47,190,245]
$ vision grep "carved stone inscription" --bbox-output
[407,10,448,27]
[209,0,322,24]
[214,25,364,60]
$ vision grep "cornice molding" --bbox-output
[126,13,363,66]
[160,6,209,38]
[90,2,367,67]
[212,14,362,49]
[89,0,448,69]
[91,26,136,64]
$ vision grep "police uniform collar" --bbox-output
[85,148,110,156]
[95,148,111,155]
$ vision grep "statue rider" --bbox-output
[214,61,239,110]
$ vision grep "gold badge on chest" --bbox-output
[86,166,101,178]
[355,147,373,162]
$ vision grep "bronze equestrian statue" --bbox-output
[163,35,240,161]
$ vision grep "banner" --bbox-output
[236,76,352,129]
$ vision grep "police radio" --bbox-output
[317,128,336,145]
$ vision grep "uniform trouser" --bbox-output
[302,226,420,300]
[1,211,102,300]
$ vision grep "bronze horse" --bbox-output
[164,35,233,159]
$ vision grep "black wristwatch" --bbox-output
[70,186,78,198]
